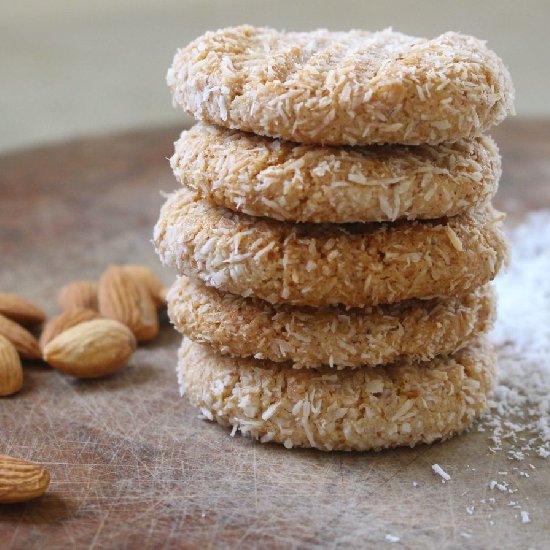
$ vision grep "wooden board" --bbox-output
[1,120,549,549]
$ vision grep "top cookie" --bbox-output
[167,26,514,146]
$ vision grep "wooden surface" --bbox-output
[1,120,549,549]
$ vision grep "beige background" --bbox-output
[2,0,549,152]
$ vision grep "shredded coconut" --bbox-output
[489,480,510,493]
[484,211,550,460]
[454,211,550,530]
[432,464,451,482]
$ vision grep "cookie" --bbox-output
[171,124,501,223]
[178,337,495,451]
[154,187,509,307]
[167,26,514,146]
[168,277,495,368]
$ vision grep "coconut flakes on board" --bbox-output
[484,210,550,460]
[447,211,550,535]
[418,212,550,542]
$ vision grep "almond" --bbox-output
[123,265,167,309]
[0,335,23,397]
[43,319,137,378]
[39,308,101,350]
[0,454,50,503]
[58,280,98,311]
[98,266,159,342]
[0,313,41,360]
[0,293,45,326]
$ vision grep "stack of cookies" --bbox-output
[155,26,514,451]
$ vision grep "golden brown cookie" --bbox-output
[167,26,514,146]
[154,187,509,307]
[168,277,495,368]
[178,337,496,451]
[172,124,501,223]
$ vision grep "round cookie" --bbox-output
[178,337,496,451]
[167,26,514,146]
[154,187,509,307]
[172,124,501,223]
[168,277,496,368]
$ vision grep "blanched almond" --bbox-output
[0,335,23,397]
[0,313,41,360]
[43,319,136,378]
[0,293,45,326]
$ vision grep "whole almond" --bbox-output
[0,335,23,397]
[0,454,50,503]
[0,313,41,360]
[43,319,137,378]
[98,266,159,342]
[39,308,101,350]
[123,265,167,309]
[0,293,45,326]
[58,280,98,311]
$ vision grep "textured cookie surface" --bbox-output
[178,337,496,451]
[172,124,501,223]
[154,187,509,307]
[167,26,514,145]
[169,277,495,368]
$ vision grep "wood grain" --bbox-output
[1,120,549,549]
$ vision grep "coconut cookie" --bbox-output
[167,26,514,146]
[172,124,501,223]
[178,337,495,451]
[168,277,495,368]
[154,187,509,307]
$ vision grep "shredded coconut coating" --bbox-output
[171,124,501,223]
[153,187,509,307]
[167,26,515,146]
[178,337,496,451]
[168,277,495,368]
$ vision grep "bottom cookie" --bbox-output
[178,337,495,452]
